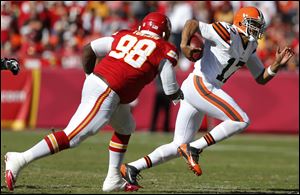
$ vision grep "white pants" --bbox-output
[173,73,250,146]
[63,74,135,147]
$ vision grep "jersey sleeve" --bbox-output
[246,52,265,79]
[163,43,179,67]
[159,59,179,95]
[91,37,114,57]
[199,21,231,47]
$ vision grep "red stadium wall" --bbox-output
[1,68,299,134]
[34,68,85,128]
[1,70,33,130]
[217,70,299,134]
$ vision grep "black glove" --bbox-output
[170,89,184,105]
[6,58,20,75]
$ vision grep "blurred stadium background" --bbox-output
[1,1,299,133]
[0,1,299,193]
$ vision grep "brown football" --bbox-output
[189,32,204,61]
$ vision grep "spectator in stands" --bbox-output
[213,2,234,23]
[192,1,211,23]
[0,1,298,71]
[167,2,193,71]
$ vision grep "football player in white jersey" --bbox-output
[120,6,294,186]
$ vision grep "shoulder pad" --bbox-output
[212,22,231,46]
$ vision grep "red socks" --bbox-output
[109,132,131,153]
[44,131,70,154]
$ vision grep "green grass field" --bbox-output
[1,130,299,194]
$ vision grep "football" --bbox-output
[189,32,204,61]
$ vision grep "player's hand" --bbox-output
[181,45,202,62]
[7,58,20,75]
[169,88,184,105]
[273,47,294,68]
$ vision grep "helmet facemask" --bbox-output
[242,16,266,40]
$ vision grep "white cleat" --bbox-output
[4,152,26,191]
[102,176,139,192]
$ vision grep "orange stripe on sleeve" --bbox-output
[216,22,230,38]
[212,23,230,45]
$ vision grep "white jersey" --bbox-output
[193,21,265,87]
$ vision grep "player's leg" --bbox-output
[189,75,249,150]
[103,104,139,192]
[178,75,250,175]
[4,74,118,191]
[121,98,204,186]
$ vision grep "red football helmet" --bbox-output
[139,12,172,40]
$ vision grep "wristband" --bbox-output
[267,66,276,76]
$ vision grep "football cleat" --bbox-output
[102,175,139,192]
[5,170,14,191]
[177,144,202,176]
[124,182,140,192]
[4,152,26,191]
[120,164,143,188]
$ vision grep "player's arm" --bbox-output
[254,47,294,85]
[82,37,114,75]
[159,59,183,104]
[1,58,20,75]
[180,19,203,62]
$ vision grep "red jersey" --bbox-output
[94,30,178,103]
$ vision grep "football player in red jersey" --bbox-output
[4,12,183,192]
